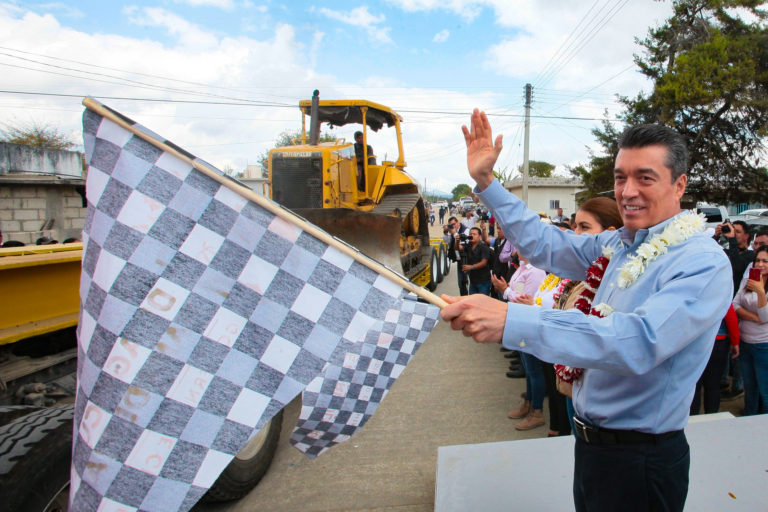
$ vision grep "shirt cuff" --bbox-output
[474,180,506,204]
[501,302,541,350]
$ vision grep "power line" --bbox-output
[531,0,603,88]
[0,90,293,107]
[538,64,634,116]
[0,45,298,101]
[534,0,631,90]
[0,90,621,121]
[0,57,296,106]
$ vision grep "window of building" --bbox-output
[549,199,560,209]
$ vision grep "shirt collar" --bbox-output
[617,209,686,247]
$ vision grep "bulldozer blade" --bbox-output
[294,208,404,273]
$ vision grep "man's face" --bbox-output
[734,224,750,249]
[613,145,687,231]
[450,219,460,231]
[355,133,363,144]
[557,208,563,216]
[753,234,768,250]
[469,229,481,243]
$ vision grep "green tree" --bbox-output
[493,165,515,184]
[259,130,337,172]
[583,0,768,203]
[569,116,622,198]
[518,160,555,178]
[1,122,75,150]
[451,183,472,200]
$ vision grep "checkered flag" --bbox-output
[291,297,439,456]
[71,98,441,512]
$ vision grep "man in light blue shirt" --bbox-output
[442,110,732,512]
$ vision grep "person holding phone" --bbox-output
[733,246,768,415]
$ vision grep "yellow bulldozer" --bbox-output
[268,90,447,291]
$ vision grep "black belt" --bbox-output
[573,417,682,445]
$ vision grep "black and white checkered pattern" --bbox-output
[72,100,439,512]
[290,297,439,456]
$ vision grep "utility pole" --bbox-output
[522,83,532,205]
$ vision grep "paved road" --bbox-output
[196,223,540,512]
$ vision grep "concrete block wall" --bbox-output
[0,183,86,245]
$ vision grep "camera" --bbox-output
[721,224,731,234]
[458,233,471,242]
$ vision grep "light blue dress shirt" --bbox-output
[477,180,732,433]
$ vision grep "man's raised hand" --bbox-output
[461,109,503,191]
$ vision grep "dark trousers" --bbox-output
[542,361,571,435]
[457,267,468,296]
[691,338,730,415]
[573,430,689,512]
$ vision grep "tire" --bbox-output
[203,409,283,502]
[426,247,439,292]
[0,405,74,512]
[443,244,451,276]
[0,405,44,427]
[436,245,445,283]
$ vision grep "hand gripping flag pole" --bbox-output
[71,97,443,512]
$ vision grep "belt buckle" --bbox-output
[573,416,594,443]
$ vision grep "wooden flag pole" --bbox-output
[83,97,448,309]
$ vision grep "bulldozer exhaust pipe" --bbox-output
[309,90,320,145]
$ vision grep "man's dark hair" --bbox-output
[448,216,458,223]
[354,131,363,138]
[469,227,482,236]
[619,124,689,181]
[733,220,753,243]
[754,227,768,239]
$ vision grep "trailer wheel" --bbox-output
[426,247,439,291]
[0,405,44,427]
[0,405,73,512]
[442,244,451,277]
[203,410,283,502]
[436,245,445,283]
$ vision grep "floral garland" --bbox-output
[554,211,706,384]
[539,273,561,292]
[552,278,573,304]
[616,211,706,289]
[535,273,563,307]
[554,247,612,384]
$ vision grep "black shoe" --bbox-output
[508,363,522,371]
[506,368,526,378]
[500,346,512,352]
[504,352,521,359]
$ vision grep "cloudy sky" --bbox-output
[0,0,674,194]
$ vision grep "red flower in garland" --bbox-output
[554,254,611,383]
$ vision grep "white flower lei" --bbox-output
[593,210,706,315]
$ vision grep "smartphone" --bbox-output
[749,267,762,281]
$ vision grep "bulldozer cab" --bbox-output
[268,93,432,287]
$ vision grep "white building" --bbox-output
[502,176,585,219]
[239,164,268,195]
